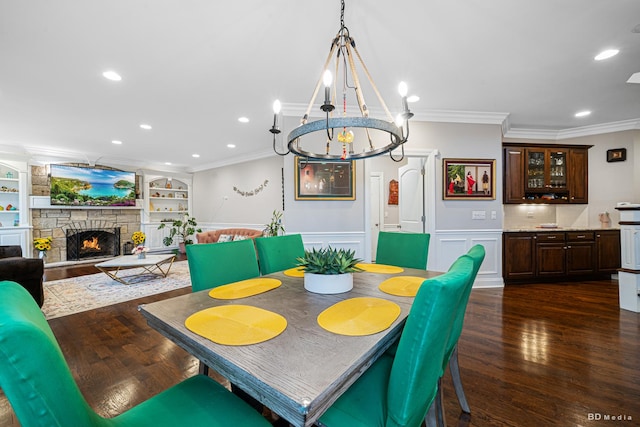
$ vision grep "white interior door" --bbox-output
[399,157,425,233]
[370,172,384,260]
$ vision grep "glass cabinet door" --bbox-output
[549,151,567,188]
[526,150,545,189]
[526,149,567,189]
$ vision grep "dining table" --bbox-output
[138,265,441,427]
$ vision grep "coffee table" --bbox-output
[95,254,176,285]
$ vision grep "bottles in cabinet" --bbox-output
[526,149,567,189]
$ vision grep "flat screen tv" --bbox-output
[50,164,136,207]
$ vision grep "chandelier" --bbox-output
[270,0,413,162]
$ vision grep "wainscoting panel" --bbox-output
[431,230,503,288]
[198,224,503,287]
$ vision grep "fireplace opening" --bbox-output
[66,226,121,261]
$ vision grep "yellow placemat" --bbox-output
[208,278,282,299]
[378,276,426,297]
[356,263,404,274]
[185,305,287,346]
[283,267,305,277]
[317,297,401,336]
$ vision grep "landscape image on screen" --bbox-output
[50,165,136,207]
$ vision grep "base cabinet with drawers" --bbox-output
[503,229,620,283]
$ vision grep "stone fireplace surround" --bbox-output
[30,164,141,265]
[32,209,140,264]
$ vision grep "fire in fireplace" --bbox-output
[66,223,121,261]
[82,237,101,251]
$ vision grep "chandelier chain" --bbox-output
[269,0,412,161]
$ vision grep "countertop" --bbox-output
[504,226,620,232]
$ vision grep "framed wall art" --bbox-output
[606,148,626,162]
[294,157,355,200]
[443,158,496,200]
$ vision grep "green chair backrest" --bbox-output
[376,231,430,270]
[0,281,106,426]
[186,239,260,292]
[442,245,485,369]
[386,257,474,427]
[255,234,305,275]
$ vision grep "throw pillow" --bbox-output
[217,234,233,243]
[233,235,249,241]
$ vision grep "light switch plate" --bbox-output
[472,210,486,220]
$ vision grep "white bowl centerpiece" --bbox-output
[297,247,363,294]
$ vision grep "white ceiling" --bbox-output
[1,0,639,173]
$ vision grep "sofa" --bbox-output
[0,246,44,307]
[196,228,263,244]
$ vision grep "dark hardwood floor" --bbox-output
[2,264,639,426]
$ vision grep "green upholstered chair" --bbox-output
[185,238,264,409]
[439,244,485,420]
[0,281,272,427]
[186,239,260,292]
[255,234,305,275]
[317,257,474,427]
[375,231,431,270]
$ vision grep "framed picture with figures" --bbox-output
[294,157,355,200]
[443,158,496,200]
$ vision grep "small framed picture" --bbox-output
[443,158,496,200]
[294,157,355,200]
[607,148,626,162]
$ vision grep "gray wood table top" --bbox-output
[138,267,440,427]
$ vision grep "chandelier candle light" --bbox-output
[270,0,414,162]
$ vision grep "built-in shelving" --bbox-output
[0,161,30,255]
[0,171,22,227]
[141,175,193,251]
[147,178,190,221]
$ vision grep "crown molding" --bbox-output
[504,118,640,140]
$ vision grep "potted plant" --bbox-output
[297,246,363,294]
[263,210,285,237]
[157,215,202,254]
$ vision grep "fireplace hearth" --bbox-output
[66,222,121,261]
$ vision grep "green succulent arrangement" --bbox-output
[297,247,363,275]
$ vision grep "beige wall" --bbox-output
[192,156,284,227]
[191,124,639,234]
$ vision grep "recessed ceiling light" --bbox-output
[192,154,200,158]
[594,49,619,61]
[111,140,123,145]
[102,70,122,81]
[575,110,591,118]
[238,117,250,123]
[407,95,420,103]
[165,162,172,165]
[140,123,152,130]
[227,144,236,148]
[627,72,640,84]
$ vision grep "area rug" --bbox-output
[42,261,192,319]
